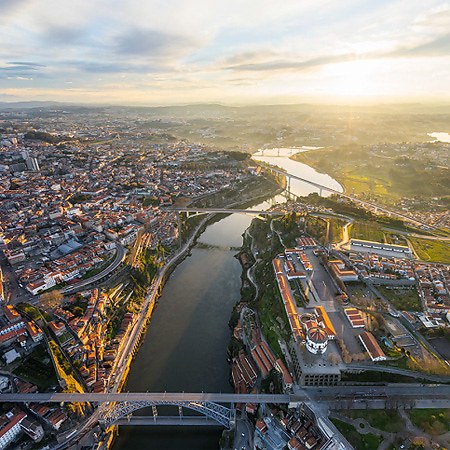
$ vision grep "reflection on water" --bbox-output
[252,148,343,197]
[428,132,450,143]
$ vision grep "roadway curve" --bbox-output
[61,244,126,294]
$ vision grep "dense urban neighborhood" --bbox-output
[0,105,449,450]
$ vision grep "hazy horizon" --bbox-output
[1,1,450,105]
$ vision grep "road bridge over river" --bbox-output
[256,162,432,229]
[3,384,449,407]
[163,207,288,216]
[5,386,449,432]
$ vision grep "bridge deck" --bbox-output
[2,385,449,404]
[162,207,287,215]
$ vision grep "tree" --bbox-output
[327,353,340,365]
[40,290,63,311]
[72,306,84,318]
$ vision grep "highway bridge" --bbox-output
[257,162,431,229]
[162,207,288,216]
[3,385,449,404]
[5,387,449,430]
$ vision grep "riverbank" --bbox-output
[104,178,282,449]
[115,183,282,382]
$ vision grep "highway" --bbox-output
[257,162,433,229]
[61,244,126,294]
[163,206,287,216]
[3,384,449,404]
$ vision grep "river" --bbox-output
[428,132,450,143]
[113,149,339,450]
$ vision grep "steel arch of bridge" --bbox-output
[100,400,233,428]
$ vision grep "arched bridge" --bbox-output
[100,399,234,428]
[162,207,288,216]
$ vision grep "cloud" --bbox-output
[42,25,88,46]
[114,28,198,59]
[0,62,46,80]
[66,60,162,74]
[8,76,33,80]
[223,53,360,72]
[397,33,450,57]
[0,0,29,12]
[8,61,46,67]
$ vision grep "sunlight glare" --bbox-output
[323,59,385,99]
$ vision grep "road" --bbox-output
[234,411,253,450]
[164,207,287,216]
[0,251,35,304]
[346,363,450,383]
[61,244,126,294]
[257,162,434,229]
[3,384,449,404]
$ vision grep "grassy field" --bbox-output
[349,221,385,242]
[331,418,383,450]
[408,409,450,435]
[384,232,408,246]
[335,168,394,200]
[48,340,84,393]
[292,145,449,202]
[13,345,58,390]
[377,286,422,311]
[342,410,404,433]
[305,216,328,244]
[407,237,450,264]
[328,218,345,243]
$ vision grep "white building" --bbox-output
[0,320,25,337]
[3,349,21,365]
[350,239,412,257]
[306,327,329,355]
[0,410,26,449]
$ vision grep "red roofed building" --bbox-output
[0,409,27,449]
[359,331,386,362]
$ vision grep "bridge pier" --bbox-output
[152,405,158,422]
[229,403,236,430]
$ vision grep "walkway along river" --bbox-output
[113,149,340,450]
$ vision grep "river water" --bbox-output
[113,149,339,450]
[428,131,450,143]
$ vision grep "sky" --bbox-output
[1,0,450,105]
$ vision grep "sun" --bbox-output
[323,59,385,99]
